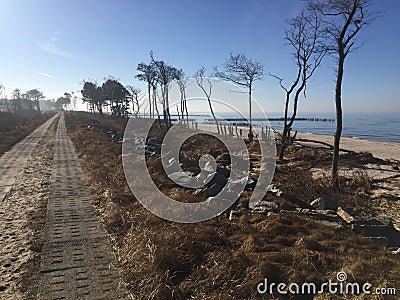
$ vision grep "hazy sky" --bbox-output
[0,0,399,113]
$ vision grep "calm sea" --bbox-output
[183,112,400,143]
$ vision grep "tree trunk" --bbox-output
[153,86,162,127]
[208,98,220,134]
[248,83,253,141]
[279,124,290,160]
[279,91,291,160]
[147,83,152,119]
[184,92,189,125]
[332,53,345,189]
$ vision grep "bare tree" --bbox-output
[195,67,220,134]
[136,62,157,119]
[71,91,78,110]
[63,92,72,110]
[12,88,22,112]
[0,84,10,112]
[270,9,326,160]
[308,0,377,189]
[126,85,142,117]
[150,52,178,127]
[214,53,264,141]
[174,69,190,125]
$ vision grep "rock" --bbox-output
[206,172,227,187]
[203,183,224,197]
[337,207,355,224]
[354,219,400,248]
[146,137,162,146]
[267,184,280,194]
[229,210,241,220]
[164,158,180,172]
[193,188,203,195]
[203,161,217,173]
[251,200,278,213]
[206,196,233,210]
[216,153,231,166]
[209,149,222,157]
[392,248,400,255]
[310,197,338,210]
[216,166,230,178]
[180,156,198,169]
[168,171,195,186]
[308,210,341,223]
[245,178,257,191]
[365,236,388,246]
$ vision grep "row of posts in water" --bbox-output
[187,121,273,141]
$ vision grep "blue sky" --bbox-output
[0,0,399,113]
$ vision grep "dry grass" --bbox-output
[0,111,55,156]
[65,112,400,299]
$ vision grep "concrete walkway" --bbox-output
[37,113,129,299]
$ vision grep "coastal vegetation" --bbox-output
[1,0,396,298]
[62,111,400,299]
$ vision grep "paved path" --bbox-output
[37,114,129,299]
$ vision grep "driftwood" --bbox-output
[295,138,354,154]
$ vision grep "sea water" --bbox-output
[179,112,400,142]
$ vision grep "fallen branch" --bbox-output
[295,138,354,154]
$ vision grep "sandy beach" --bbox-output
[295,132,400,161]
[196,123,400,161]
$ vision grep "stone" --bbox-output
[203,183,224,197]
[251,200,278,213]
[336,207,355,224]
[245,178,257,191]
[216,166,230,178]
[365,236,388,246]
[229,210,241,220]
[203,161,217,173]
[209,149,222,157]
[206,196,233,211]
[206,172,227,187]
[267,184,280,194]
[168,171,195,186]
[180,156,198,169]
[354,219,400,248]
[216,153,231,166]
[392,248,400,255]
[310,197,338,211]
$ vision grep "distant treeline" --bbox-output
[0,88,42,113]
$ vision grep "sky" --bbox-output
[0,0,399,114]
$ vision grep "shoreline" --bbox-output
[194,123,400,161]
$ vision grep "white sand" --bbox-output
[295,132,400,161]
